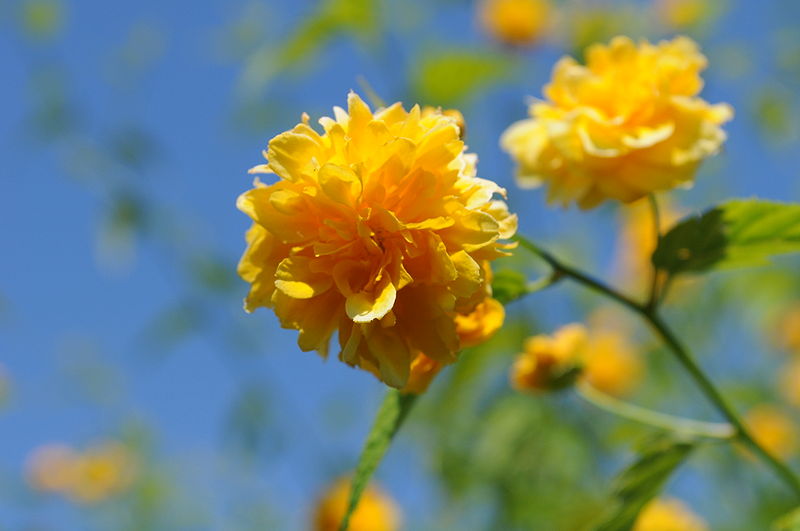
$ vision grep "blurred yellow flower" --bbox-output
[313,477,401,531]
[582,329,643,397]
[478,0,552,48]
[775,304,800,354]
[26,442,136,503]
[422,106,466,139]
[512,322,643,396]
[614,197,682,295]
[634,497,708,531]
[238,92,516,388]
[657,0,712,30]
[779,358,800,407]
[511,323,588,392]
[501,35,733,208]
[745,405,799,460]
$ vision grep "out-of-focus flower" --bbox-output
[775,304,800,354]
[745,405,799,460]
[501,36,733,208]
[238,92,516,389]
[422,106,466,139]
[26,442,136,503]
[779,358,800,407]
[512,322,643,396]
[634,497,708,531]
[614,197,682,295]
[657,0,713,30]
[313,477,401,531]
[511,323,588,392]
[478,0,552,48]
[582,329,643,397]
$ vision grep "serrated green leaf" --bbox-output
[653,199,800,277]
[593,437,697,531]
[339,390,417,531]
[775,507,800,531]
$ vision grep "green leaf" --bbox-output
[339,390,417,531]
[653,199,800,277]
[411,49,516,106]
[593,437,697,531]
[491,269,529,305]
[776,507,800,531]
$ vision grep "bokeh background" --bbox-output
[3,0,800,529]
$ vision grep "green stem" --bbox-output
[576,381,734,440]
[515,234,800,499]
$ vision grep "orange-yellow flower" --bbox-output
[238,93,516,388]
[501,35,733,208]
[634,497,708,531]
[511,323,588,392]
[745,405,799,460]
[26,442,136,503]
[581,329,643,397]
[313,477,401,531]
[478,0,552,48]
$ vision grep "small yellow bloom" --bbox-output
[745,405,799,460]
[26,442,136,503]
[614,197,681,295]
[238,93,516,389]
[776,304,800,354]
[657,0,712,30]
[501,35,733,208]
[780,358,800,407]
[581,329,643,397]
[511,323,588,392]
[634,497,708,531]
[478,0,552,48]
[313,477,401,531]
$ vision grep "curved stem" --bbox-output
[576,381,734,440]
[516,234,800,499]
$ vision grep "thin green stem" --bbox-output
[576,381,734,440]
[515,233,800,499]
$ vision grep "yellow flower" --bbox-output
[780,358,800,407]
[634,497,708,531]
[501,35,733,208]
[422,106,466,139]
[511,323,588,392]
[614,197,681,295]
[657,0,713,30]
[478,0,552,48]
[26,442,136,503]
[776,304,800,354]
[238,92,516,388]
[313,477,401,531]
[745,404,799,460]
[581,329,643,397]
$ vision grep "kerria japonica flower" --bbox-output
[237,92,516,389]
[501,35,733,208]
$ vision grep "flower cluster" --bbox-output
[501,36,732,208]
[238,92,516,388]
